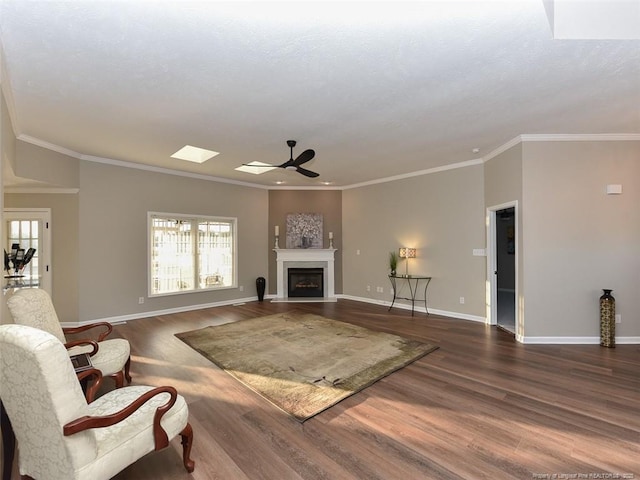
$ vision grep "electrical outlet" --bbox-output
[356,249,361,255]
[239,285,244,292]
[377,286,384,293]
[366,285,371,292]
[138,297,145,304]
[615,314,621,324]
[459,297,465,304]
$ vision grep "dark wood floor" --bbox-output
[9,299,640,479]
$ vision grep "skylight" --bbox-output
[235,162,277,175]
[171,145,219,163]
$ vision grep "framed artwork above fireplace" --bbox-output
[286,213,323,249]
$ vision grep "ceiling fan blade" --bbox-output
[293,149,315,166]
[296,166,319,178]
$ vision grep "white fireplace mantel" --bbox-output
[274,248,337,302]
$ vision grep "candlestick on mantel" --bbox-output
[275,225,279,236]
[329,231,333,240]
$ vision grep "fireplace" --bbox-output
[273,248,336,302]
[288,268,324,298]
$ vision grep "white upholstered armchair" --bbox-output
[0,324,195,480]
[7,288,131,388]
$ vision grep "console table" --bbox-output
[388,275,432,316]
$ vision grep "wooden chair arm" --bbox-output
[63,322,113,342]
[63,386,178,450]
[64,339,99,356]
[76,368,103,403]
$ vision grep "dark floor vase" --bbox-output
[599,289,615,348]
[256,277,266,302]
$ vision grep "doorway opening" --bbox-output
[487,202,518,339]
[3,209,52,296]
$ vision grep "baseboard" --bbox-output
[64,296,639,345]
[339,294,486,323]
[338,294,389,307]
[61,295,261,327]
[522,336,640,344]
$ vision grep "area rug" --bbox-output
[175,312,438,421]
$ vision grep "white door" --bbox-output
[4,208,52,295]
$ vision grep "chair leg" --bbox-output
[111,371,125,389]
[180,423,195,473]
[124,356,132,384]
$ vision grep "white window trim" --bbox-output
[4,208,52,296]
[147,211,238,298]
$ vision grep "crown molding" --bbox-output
[268,185,344,191]
[4,187,79,194]
[0,44,21,139]
[341,158,484,190]
[482,135,523,163]
[482,133,640,164]
[14,133,640,192]
[520,133,640,142]
[16,134,270,190]
[81,154,270,190]
[17,134,83,159]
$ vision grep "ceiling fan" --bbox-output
[244,140,319,178]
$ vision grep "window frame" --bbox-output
[147,211,238,298]
[4,208,52,296]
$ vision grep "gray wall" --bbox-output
[268,190,342,295]
[3,127,639,342]
[522,140,640,339]
[484,143,523,210]
[78,161,269,321]
[343,164,486,318]
[483,143,524,333]
[1,87,15,179]
[15,141,79,188]
[0,83,9,323]
[4,193,80,323]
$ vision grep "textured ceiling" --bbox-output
[1,1,639,188]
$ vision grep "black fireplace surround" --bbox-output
[287,268,324,298]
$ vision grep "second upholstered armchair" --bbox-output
[7,288,131,388]
[0,324,194,480]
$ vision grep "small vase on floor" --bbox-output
[599,289,615,348]
[256,277,266,302]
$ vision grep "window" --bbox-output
[7,219,39,278]
[148,212,236,296]
[4,208,52,295]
